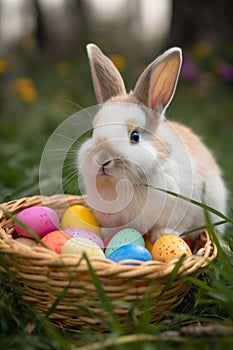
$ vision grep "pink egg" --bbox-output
[65,228,104,251]
[38,230,71,253]
[14,206,59,238]
[104,235,114,248]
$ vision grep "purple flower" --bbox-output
[217,61,233,81]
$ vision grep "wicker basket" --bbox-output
[0,194,217,332]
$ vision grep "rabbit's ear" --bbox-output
[86,44,126,103]
[134,48,182,113]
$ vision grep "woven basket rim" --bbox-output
[0,194,218,278]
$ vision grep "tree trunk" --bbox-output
[169,0,233,48]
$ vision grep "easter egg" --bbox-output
[151,234,192,263]
[180,235,192,250]
[15,237,37,248]
[104,235,114,248]
[14,206,59,238]
[61,205,101,236]
[105,228,144,258]
[38,230,71,253]
[61,237,105,258]
[108,244,152,264]
[144,234,153,252]
[65,228,104,251]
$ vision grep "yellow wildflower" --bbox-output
[20,85,37,103]
[14,78,34,91]
[14,78,37,104]
[109,54,126,72]
[190,41,213,62]
[0,59,7,74]
[56,61,72,76]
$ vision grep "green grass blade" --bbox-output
[143,186,233,225]
[83,253,122,334]
[188,276,215,293]
[181,220,226,235]
[45,281,72,319]
[134,286,153,333]
[157,254,186,301]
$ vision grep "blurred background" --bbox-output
[0,0,232,205]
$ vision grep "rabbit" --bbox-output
[77,43,227,243]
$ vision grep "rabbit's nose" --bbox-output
[102,159,114,168]
[94,150,114,168]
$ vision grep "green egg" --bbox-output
[105,228,144,258]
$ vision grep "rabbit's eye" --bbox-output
[130,130,140,144]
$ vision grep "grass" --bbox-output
[0,43,233,349]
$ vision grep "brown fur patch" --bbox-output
[126,117,138,135]
[94,136,107,147]
[107,93,139,105]
[170,121,221,176]
[147,133,169,162]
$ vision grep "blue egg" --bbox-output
[105,228,145,258]
[108,244,152,264]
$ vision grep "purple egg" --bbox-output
[14,206,59,238]
[65,227,104,251]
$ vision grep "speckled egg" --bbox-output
[14,206,59,238]
[108,244,152,264]
[151,234,192,263]
[38,230,71,253]
[61,237,105,258]
[105,228,144,258]
[61,205,101,236]
[65,228,104,251]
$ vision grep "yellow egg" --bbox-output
[151,234,192,263]
[61,205,101,236]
